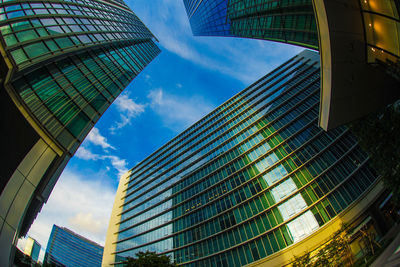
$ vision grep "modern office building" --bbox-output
[103,50,390,266]
[0,0,160,265]
[23,236,41,263]
[183,0,400,130]
[44,225,103,267]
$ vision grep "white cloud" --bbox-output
[68,213,103,235]
[75,146,99,161]
[74,147,128,177]
[110,94,146,134]
[148,88,214,132]
[103,155,129,177]
[86,127,115,150]
[23,169,116,255]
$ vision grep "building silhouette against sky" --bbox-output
[0,0,159,265]
[103,50,390,266]
[44,225,103,267]
[183,0,400,130]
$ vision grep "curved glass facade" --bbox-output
[0,0,154,69]
[11,40,160,153]
[0,0,160,154]
[183,0,318,49]
[110,50,379,266]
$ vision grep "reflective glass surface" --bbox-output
[44,225,103,267]
[183,0,318,49]
[113,51,379,266]
[0,0,161,153]
[0,0,155,68]
[12,41,160,153]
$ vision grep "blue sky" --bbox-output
[18,0,302,260]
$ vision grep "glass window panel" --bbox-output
[11,48,28,64]
[263,164,288,185]
[281,226,293,246]
[66,111,90,137]
[4,34,17,46]
[268,232,279,252]
[47,25,63,34]
[275,230,286,249]
[36,28,48,37]
[286,210,319,242]
[278,193,307,221]
[7,10,25,19]
[0,25,12,34]
[5,4,21,12]
[45,40,58,51]
[11,21,30,31]
[25,42,49,58]
[364,12,400,57]
[55,37,73,48]
[40,18,56,25]
[16,29,38,42]
[271,178,297,202]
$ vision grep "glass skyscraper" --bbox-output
[183,0,318,49]
[0,0,159,265]
[183,0,400,131]
[103,50,387,266]
[44,225,103,267]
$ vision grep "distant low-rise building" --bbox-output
[44,225,103,267]
[24,237,41,263]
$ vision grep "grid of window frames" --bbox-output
[183,0,232,36]
[227,0,318,49]
[44,225,103,267]
[121,54,312,215]
[0,0,160,154]
[113,51,379,266]
[0,0,154,68]
[12,41,160,153]
[183,0,318,49]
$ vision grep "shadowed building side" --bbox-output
[313,0,400,130]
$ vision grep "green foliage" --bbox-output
[42,262,57,267]
[124,251,175,267]
[292,252,310,267]
[14,248,42,267]
[290,226,353,267]
[349,101,400,204]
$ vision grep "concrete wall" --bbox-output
[102,171,130,266]
[0,139,57,266]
